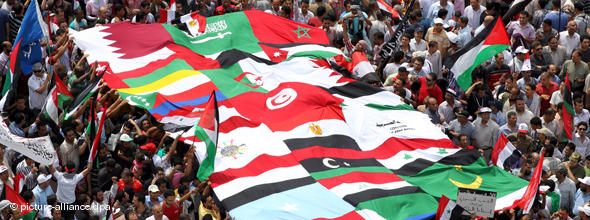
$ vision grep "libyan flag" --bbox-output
[446,16,510,91]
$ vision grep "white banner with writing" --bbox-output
[0,121,57,165]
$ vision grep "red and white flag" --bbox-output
[159,0,176,24]
[491,134,522,170]
[376,0,400,18]
[88,105,108,163]
[180,11,207,37]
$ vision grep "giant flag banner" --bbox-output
[73,11,532,219]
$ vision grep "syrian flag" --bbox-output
[13,173,24,194]
[503,149,545,213]
[445,16,510,90]
[491,134,522,170]
[195,91,219,181]
[563,73,575,140]
[43,75,73,125]
[64,69,105,120]
[88,102,108,163]
[435,195,465,220]
[159,0,176,24]
[376,0,400,19]
[180,11,206,37]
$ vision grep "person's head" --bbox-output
[401,34,411,46]
[163,190,175,206]
[493,53,504,66]
[279,6,291,19]
[515,97,526,112]
[479,107,492,122]
[37,173,51,189]
[519,11,529,26]
[74,8,84,21]
[414,57,425,72]
[12,3,23,16]
[152,204,164,218]
[393,51,405,63]
[549,36,558,50]
[427,96,438,110]
[140,1,150,13]
[578,122,588,136]
[427,40,438,54]
[565,142,576,156]
[542,19,552,32]
[132,192,145,207]
[271,0,281,11]
[456,111,469,123]
[1,41,10,55]
[92,187,104,203]
[316,5,326,17]
[135,11,146,23]
[445,89,456,102]
[433,18,444,32]
[373,32,384,45]
[548,64,559,76]
[114,4,125,17]
[201,194,215,209]
[543,108,556,122]
[573,48,582,63]
[436,8,448,20]
[507,111,517,126]
[458,134,469,147]
[21,190,34,204]
[426,72,437,88]
[300,0,309,14]
[582,35,590,50]
[51,207,61,220]
[470,0,480,10]
[483,15,494,26]
[122,170,133,184]
[552,0,560,9]
[64,127,75,144]
[568,20,578,35]
[539,72,552,87]
[570,152,582,169]
[414,26,424,40]
[525,83,536,97]
[575,98,584,113]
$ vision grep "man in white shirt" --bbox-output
[426,41,442,78]
[463,0,485,29]
[574,98,590,127]
[293,0,314,24]
[427,0,454,23]
[410,26,427,52]
[49,161,92,204]
[27,62,52,112]
[559,21,581,58]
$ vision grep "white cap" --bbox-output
[515,46,529,54]
[579,177,590,185]
[521,59,532,72]
[447,32,458,44]
[0,200,13,210]
[148,184,160,193]
[433,18,444,24]
[517,123,528,133]
[37,174,52,183]
[0,166,8,174]
[119,134,133,142]
[579,203,590,215]
[479,107,492,113]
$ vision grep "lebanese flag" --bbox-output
[491,134,522,170]
[180,11,207,37]
[503,149,545,213]
[44,75,73,125]
[376,0,400,19]
[195,91,220,181]
[159,0,176,24]
[435,195,465,220]
[563,73,575,140]
[446,16,510,90]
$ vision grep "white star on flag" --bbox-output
[273,51,281,57]
[281,203,298,212]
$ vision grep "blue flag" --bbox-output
[13,0,49,75]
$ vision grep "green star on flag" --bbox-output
[404,154,412,160]
[293,26,311,38]
[437,148,448,155]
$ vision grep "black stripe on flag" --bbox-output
[283,134,361,151]
[258,42,331,48]
[215,49,276,68]
[343,186,426,206]
[300,157,383,173]
[444,16,499,70]
[502,150,522,170]
[392,149,481,176]
[320,81,383,99]
[221,176,316,210]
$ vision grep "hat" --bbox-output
[521,60,532,72]
[447,32,458,44]
[140,143,157,154]
[37,174,52,183]
[517,123,528,133]
[119,134,133,142]
[0,200,13,210]
[446,88,457,97]
[580,176,590,185]
[479,107,492,113]
[148,184,160,193]
[433,18,444,24]
[515,46,529,54]
[357,40,369,51]
[579,203,590,216]
[414,25,425,32]
[0,166,8,174]
[455,111,469,118]
[443,20,456,29]
[350,4,360,10]
[32,62,43,72]
[570,152,582,162]
[536,127,554,137]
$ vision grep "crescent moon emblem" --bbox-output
[449,175,483,189]
[322,158,339,169]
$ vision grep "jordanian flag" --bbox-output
[43,75,73,125]
[446,16,510,90]
[563,73,575,140]
[195,91,219,181]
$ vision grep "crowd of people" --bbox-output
[1,0,590,218]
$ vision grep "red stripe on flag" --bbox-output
[503,150,545,211]
[317,171,403,189]
[491,133,509,166]
[9,40,21,73]
[315,210,365,219]
[563,73,574,140]
[435,195,451,220]
[89,103,109,163]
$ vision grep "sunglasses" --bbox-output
[580,128,587,131]
[426,78,433,82]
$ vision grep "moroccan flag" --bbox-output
[563,73,575,140]
[195,91,219,181]
[64,69,105,120]
[3,184,36,220]
[376,0,400,19]
[435,195,465,220]
[43,75,73,125]
[445,16,510,90]
[491,134,522,170]
[159,0,176,24]
[180,11,207,37]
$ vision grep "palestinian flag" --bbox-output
[563,73,574,140]
[0,51,18,110]
[159,0,176,24]
[88,102,108,163]
[43,75,73,125]
[195,91,219,181]
[435,195,465,220]
[64,69,104,120]
[491,134,522,170]
[504,149,545,213]
[502,0,532,25]
[376,0,400,19]
[180,11,207,37]
[1,184,36,220]
[446,16,510,90]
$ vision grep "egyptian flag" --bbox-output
[180,11,207,37]
[376,0,400,19]
[491,134,522,170]
[435,195,465,220]
[563,73,574,140]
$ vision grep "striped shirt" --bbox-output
[16,160,36,190]
[8,13,21,44]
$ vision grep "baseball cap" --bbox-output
[414,25,424,32]
[433,18,444,24]
[37,174,52,183]
[446,88,457,97]
[579,176,590,185]
[32,62,43,72]
[455,111,469,118]
[0,200,13,210]
[140,143,157,154]
[119,134,133,142]
[447,32,458,44]
[536,127,554,137]
[148,185,160,193]
[579,203,590,216]
[570,152,582,162]
[350,4,360,10]
[0,166,8,174]
[517,123,528,133]
[479,107,492,113]
[515,46,529,54]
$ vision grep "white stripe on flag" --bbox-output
[497,141,518,169]
[329,181,412,198]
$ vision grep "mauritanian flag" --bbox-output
[446,16,510,90]
[195,91,219,181]
[180,11,207,37]
[44,75,73,125]
[563,73,575,140]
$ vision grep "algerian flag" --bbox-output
[43,75,73,124]
[446,16,510,90]
[195,91,219,181]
